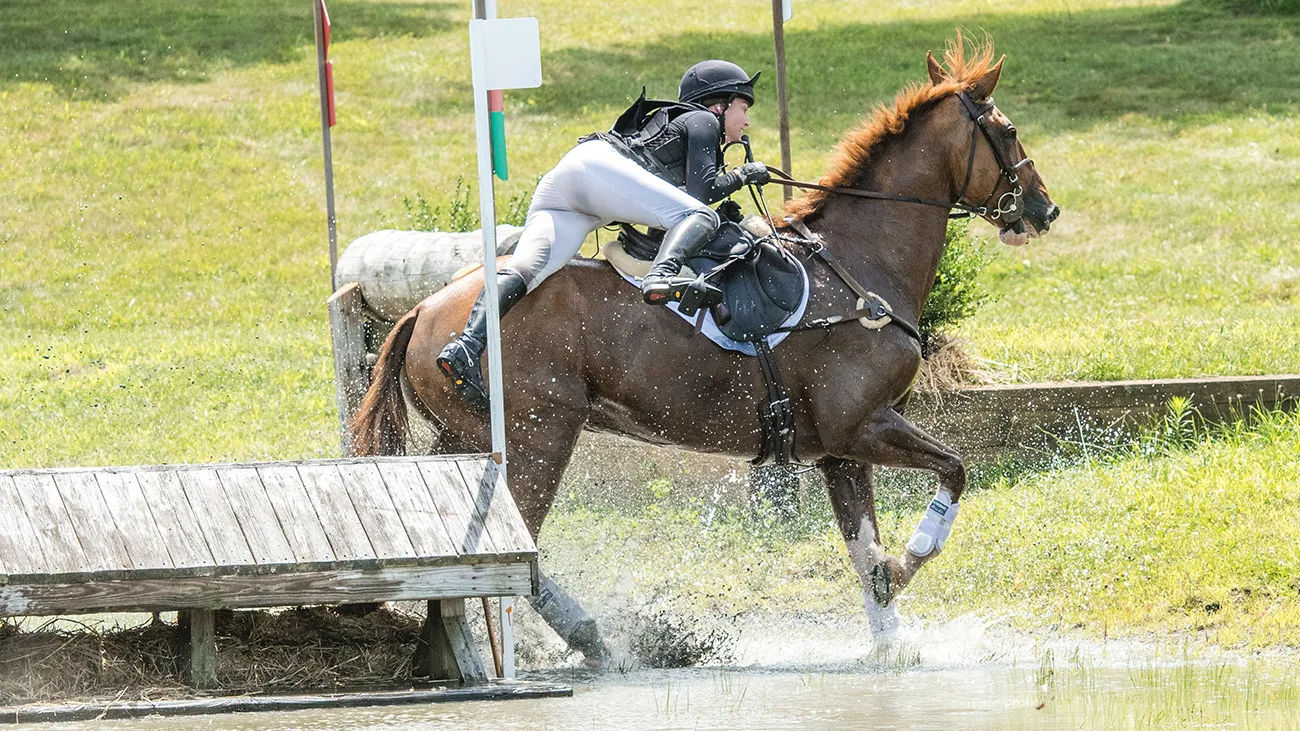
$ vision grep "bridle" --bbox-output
[739,89,1039,345]
[953,91,1032,223]
[766,90,1034,222]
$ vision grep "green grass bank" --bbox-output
[544,409,1300,649]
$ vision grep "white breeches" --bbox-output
[509,139,712,292]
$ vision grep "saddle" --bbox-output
[613,220,805,343]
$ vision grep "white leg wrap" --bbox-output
[905,489,959,558]
[863,590,901,637]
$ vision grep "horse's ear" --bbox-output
[969,56,1005,101]
[926,52,946,85]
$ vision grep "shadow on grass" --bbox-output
[517,2,1300,141]
[0,0,456,100]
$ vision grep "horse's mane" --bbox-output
[784,33,999,221]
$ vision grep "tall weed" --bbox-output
[400,177,533,232]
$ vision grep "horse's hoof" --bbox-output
[569,619,611,667]
[870,562,894,608]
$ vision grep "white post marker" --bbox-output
[468,7,542,681]
[499,597,515,678]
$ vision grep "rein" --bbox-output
[748,91,1036,344]
[767,91,1033,222]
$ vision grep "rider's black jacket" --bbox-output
[638,109,743,205]
[591,92,745,206]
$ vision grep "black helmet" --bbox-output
[678,60,760,106]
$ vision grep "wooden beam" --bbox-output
[0,562,534,617]
[0,682,573,723]
[419,599,487,684]
[185,609,218,689]
[329,282,370,456]
[770,0,793,202]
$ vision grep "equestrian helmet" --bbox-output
[678,60,760,106]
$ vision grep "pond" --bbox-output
[21,616,1299,731]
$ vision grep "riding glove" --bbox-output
[739,161,771,187]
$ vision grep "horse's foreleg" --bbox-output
[501,398,612,665]
[848,406,966,597]
[819,457,902,635]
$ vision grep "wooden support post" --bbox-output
[418,599,487,684]
[185,609,218,689]
[771,0,793,201]
[329,282,369,456]
[481,597,504,677]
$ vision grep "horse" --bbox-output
[351,35,1059,661]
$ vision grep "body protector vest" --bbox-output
[588,88,744,205]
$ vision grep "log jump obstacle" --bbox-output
[0,455,569,719]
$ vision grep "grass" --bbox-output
[1,0,1298,650]
[3,0,1300,467]
[541,407,1300,648]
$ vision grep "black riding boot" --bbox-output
[436,269,528,411]
[641,209,719,305]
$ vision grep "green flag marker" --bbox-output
[489,90,508,180]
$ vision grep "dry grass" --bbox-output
[914,333,1003,394]
[0,606,425,705]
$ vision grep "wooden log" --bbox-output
[336,227,524,321]
[0,561,534,616]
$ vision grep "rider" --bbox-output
[437,60,772,409]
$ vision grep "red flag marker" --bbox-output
[320,0,335,127]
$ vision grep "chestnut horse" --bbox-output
[352,37,1059,660]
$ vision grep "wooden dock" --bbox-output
[0,455,546,696]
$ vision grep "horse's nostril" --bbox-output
[1046,204,1061,223]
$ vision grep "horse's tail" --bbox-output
[350,307,420,456]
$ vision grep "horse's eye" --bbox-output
[1006,126,1017,137]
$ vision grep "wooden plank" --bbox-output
[11,474,89,575]
[375,462,457,558]
[96,472,173,572]
[0,454,481,480]
[422,598,487,683]
[52,472,134,572]
[457,459,535,554]
[0,562,535,615]
[417,461,496,556]
[135,471,214,569]
[296,464,377,562]
[258,465,336,564]
[177,469,255,567]
[335,463,417,560]
[0,475,47,575]
[217,468,296,566]
[0,682,574,723]
[452,459,509,553]
[186,609,218,689]
[329,282,370,456]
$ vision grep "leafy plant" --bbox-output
[401,177,534,232]
[400,176,477,232]
[919,217,998,343]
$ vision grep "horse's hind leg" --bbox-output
[819,457,902,635]
[847,406,967,597]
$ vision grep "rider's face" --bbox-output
[721,98,751,144]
